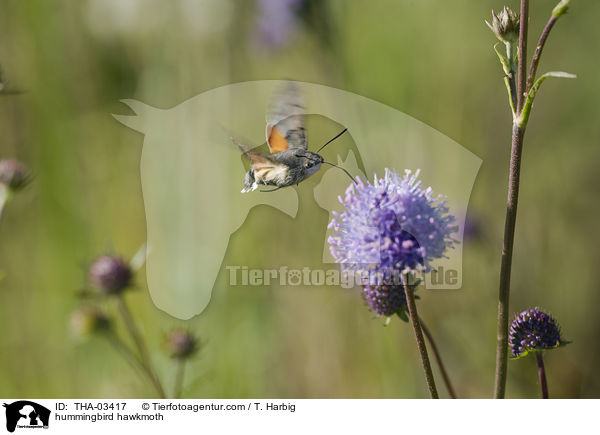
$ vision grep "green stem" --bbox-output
[506,42,518,113]
[493,43,516,116]
[419,318,457,399]
[103,331,166,398]
[173,359,186,399]
[516,0,529,113]
[116,295,166,398]
[493,0,573,399]
[494,123,525,399]
[403,275,438,398]
[527,15,557,92]
[0,186,9,224]
[536,352,549,399]
[494,0,529,400]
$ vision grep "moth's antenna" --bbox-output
[316,128,348,154]
[322,161,357,184]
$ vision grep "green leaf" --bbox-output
[552,0,570,18]
[493,42,511,75]
[396,309,409,323]
[517,71,576,128]
[540,71,577,80]
[509,340,571,360]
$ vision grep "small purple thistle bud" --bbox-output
[509,308,566,358]
[0,159,29,191]
[165,330,198,359]
[89,255,133,295]
[486,7,519,43]
[69,306,110,339]
[362,283,407,317]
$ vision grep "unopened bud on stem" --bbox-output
[552,0,570,18]
[164,330,198,359]
[89,255,133,295]
[486,7,520,43]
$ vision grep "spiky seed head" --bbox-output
[487,7,520,43]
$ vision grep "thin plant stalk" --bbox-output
[419,318,457,399]
[527,16,557,92]
[116,295,166,398]
[494,0,529,399]
[536,352,549,399]
[516,0,529,113]
[104,331,166,398]
[0,186,9,223]
[493,0,573,399]
[494,121,525,399]
[173,359,186,399]
[403,274,438,398]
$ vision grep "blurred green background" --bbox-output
[1,0,598,398]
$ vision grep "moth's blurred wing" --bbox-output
[229,134,271,164]
[266,83,307,152]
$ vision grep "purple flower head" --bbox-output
[509,308,566,358]
[328,169,458,279]
[363,283,406,317]
[89,255,133,295]
[254,0,304,50]
[165,330,199,359]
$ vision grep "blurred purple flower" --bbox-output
[89,255,133,295]
[254,0,303,50]
[328,169,458,277]
[509,308,565,358]
[165,330,199,359]
[463,212,482,240]
[0,159,29,191]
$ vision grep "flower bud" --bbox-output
[362,283,407,317]
[164,330,198,359]
[89,255,133,295]
[487,7,520,43]
[552,0,570,18]
[70,306,110,339]
[509,308,566,358]
[0,159,29,191]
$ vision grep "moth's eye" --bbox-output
[304,162,311,168]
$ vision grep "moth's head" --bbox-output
[298,150,323,169]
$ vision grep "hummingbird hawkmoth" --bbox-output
[232,83,354,193]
